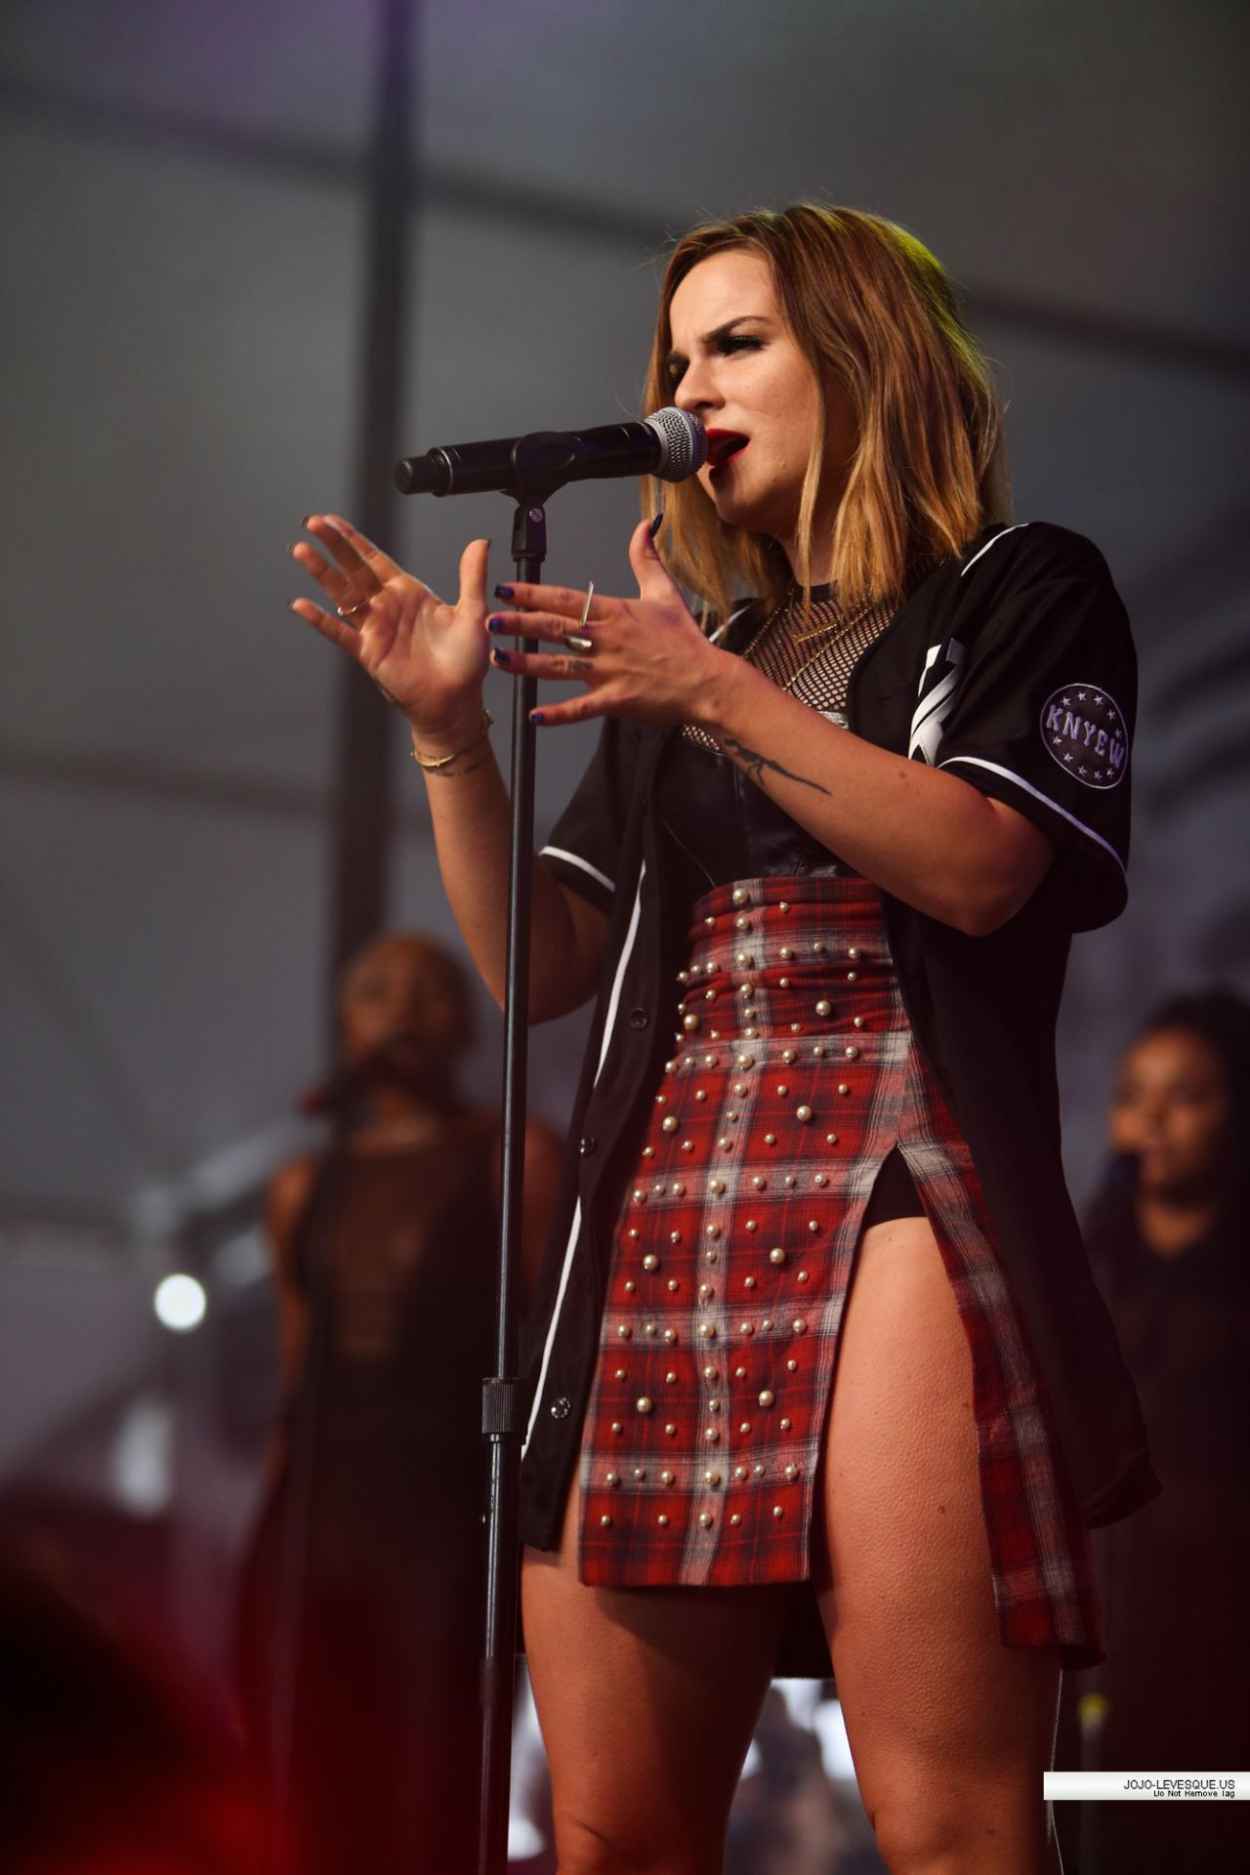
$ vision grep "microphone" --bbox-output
[394,406,706,498]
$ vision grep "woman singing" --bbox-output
[290,204,1156,1875]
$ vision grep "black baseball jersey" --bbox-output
[520,522,1156,1551]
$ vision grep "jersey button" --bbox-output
[549,1396,572,1421]
[579,1134,597,1157]
[628,1007,650,1030]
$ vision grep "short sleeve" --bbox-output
[933,527,1136,931]
[539,720,631,914]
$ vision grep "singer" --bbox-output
[290,205,1156,1875]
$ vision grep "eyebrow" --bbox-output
[664,314,771,373]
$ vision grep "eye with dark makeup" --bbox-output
[664,332,764,388]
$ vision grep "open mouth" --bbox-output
[706,429,749,472]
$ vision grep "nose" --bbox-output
[1132,1097,1172,1148]
[674,354,722,417]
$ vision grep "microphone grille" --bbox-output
[643,406,707,481]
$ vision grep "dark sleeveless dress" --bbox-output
[236,1113,498,1875]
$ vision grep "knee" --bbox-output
[551,1810,637,1875]
[868,1801,959,1874]
[867,1792,1045,1875]
[553,1808,708,1875]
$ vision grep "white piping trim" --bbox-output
[960,522,1030,579]
[593,862,647,1080]
[522,862,648,1457]
[540,845,614,896]
[521,1199,583,1458]
[939,756,1126,876]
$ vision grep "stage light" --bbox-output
[153,1272,207,1332]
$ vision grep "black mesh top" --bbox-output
[660,586,896,902]
[682,584,896,750]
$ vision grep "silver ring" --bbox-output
[565,580,596,653]
[337,600,369,620]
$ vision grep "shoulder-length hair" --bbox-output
[642,203,1009,616]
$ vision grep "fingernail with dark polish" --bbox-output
[531,711,546,725]
[487,615,507,634]
[302,515,314,527]
[491,646,512,668]
[493,583,514,601]
[648,511,664,539]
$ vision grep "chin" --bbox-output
[708,485,780,538]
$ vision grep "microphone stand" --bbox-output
[398,432,655,1875]
[476,477,552,1875]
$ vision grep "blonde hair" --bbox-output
[642,203,1009,616]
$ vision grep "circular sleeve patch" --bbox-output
[1039,685,1128,789]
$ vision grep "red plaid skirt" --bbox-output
[577,875,1102,1666]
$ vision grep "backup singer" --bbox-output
[1069,991,1250,1874]
[290,205,1156,1875]
[236,933,560,1874]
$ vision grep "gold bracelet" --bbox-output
[409,708,494,771]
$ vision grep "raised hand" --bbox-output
[484,518,725,729]
[290,516,491,740]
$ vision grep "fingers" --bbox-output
[292,516,428,646]
[491,578,598,620]
[290,539,359,614]
[291,525,384,619]
[498,515,673,619]
[289,595,365,657]
[498,522,682,627]
[530,692,606,728]
[627,515,680,604]
[486,609,593,644]
[489,646,600,684]
[309,513,402,585]
[457,537,491,615]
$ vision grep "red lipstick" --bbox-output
[705,428,749,475]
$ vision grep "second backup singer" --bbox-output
[290,204,1157,1875]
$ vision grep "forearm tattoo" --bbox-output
[720,734,831,797]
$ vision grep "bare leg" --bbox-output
[818,1215,1063,1875]
[521,1475,787,1875]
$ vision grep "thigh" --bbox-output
[818,1216,1060,1870]
[522,1471,786,1875]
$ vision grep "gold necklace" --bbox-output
[739,591,882,705]
[791,593,877,644]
